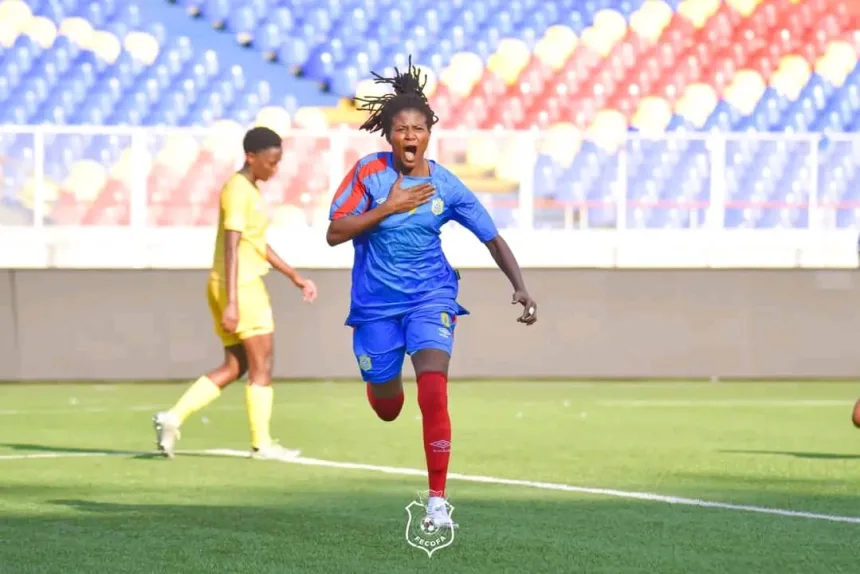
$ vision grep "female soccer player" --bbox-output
[326,60,538,529]
[153,126,318,460]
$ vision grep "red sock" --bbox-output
[417,371,450,498]
[366,383,404,422]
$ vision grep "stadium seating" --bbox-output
[0,0,858,229]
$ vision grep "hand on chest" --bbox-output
[374,190,449,230]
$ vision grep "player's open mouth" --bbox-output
[403,145,417,163]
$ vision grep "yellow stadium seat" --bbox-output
[535,27,578,71]
[723,69,766,115]
[58,17,94,49]
[593,9,628,40]
[123,31,160,65]
[110,147,152,184]
[89,30,122,64]
[534,37,577,71]
[675,83,718,127]
[292,107,329,130]
[493,138,533,182]
[486,53,521,86]
[439,66,478,97]
[322,99,369,127]
[677,0,721,29]
[19,177,60,209]
[255,106,291,136]
[64,160,107,202]
[630,0,674,42]
[815,53,849,88]
[631,96,673,134]
[725,0,761,17]
[487,39,531,85]
[24,16,57,49]
[204,119,245,163]
[823,40,858,77]
[156,134,201,174]
[0,21,18,48]
[495,38,531,63]
[443,52,484,91]
[587,110,628,153]
[271,205,309,228]
[0,0,32,33]
[770,55,811,101]
[580,26,619,58]
[465,136,501,172]
[537,122,583,167]
[542,25,577,47]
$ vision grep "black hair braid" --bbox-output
[355,55,439,137]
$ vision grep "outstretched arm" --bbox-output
[485,235,526,292]
[451,181,537,325]
[484,235,537,324]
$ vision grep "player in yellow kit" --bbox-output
[152,127,317,460]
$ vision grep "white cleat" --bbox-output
[426,496,458,530]
[250,441,301,461]
[152,411,180,459]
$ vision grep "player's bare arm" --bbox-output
[325,175,434,246]
[222,229,241,333]
[485,235,537,325]
[265,244,317,302]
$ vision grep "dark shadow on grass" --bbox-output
[720,449,860,460]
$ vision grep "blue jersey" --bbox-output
[329,152,499,326]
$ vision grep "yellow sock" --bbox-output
[245,384,274,449]
[169,376,221,425]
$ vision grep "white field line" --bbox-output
[1,447,859,525]
[0,405,246,415]
[597,400,853,407]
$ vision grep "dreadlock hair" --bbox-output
[356,56,439,139]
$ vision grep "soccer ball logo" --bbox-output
[420,516,437,534]
[404,499,455,557]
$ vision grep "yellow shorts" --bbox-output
[207,276,274,347]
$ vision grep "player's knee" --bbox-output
[246,353,273,384]
[374,408,401,422]
[367,380,404,421]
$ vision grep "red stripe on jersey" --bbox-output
[333,155,389,219]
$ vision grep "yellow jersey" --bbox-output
[210,173,270,284]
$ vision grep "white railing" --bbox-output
[0,125,858,269]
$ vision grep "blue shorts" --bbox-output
[352,304,459,384]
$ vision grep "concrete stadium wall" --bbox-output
[1,269,859,381]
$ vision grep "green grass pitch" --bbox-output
[2,381,860,573]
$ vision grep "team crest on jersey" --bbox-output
[430,198,444,215]
[440,312,451,328]
[358,355,372,371]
